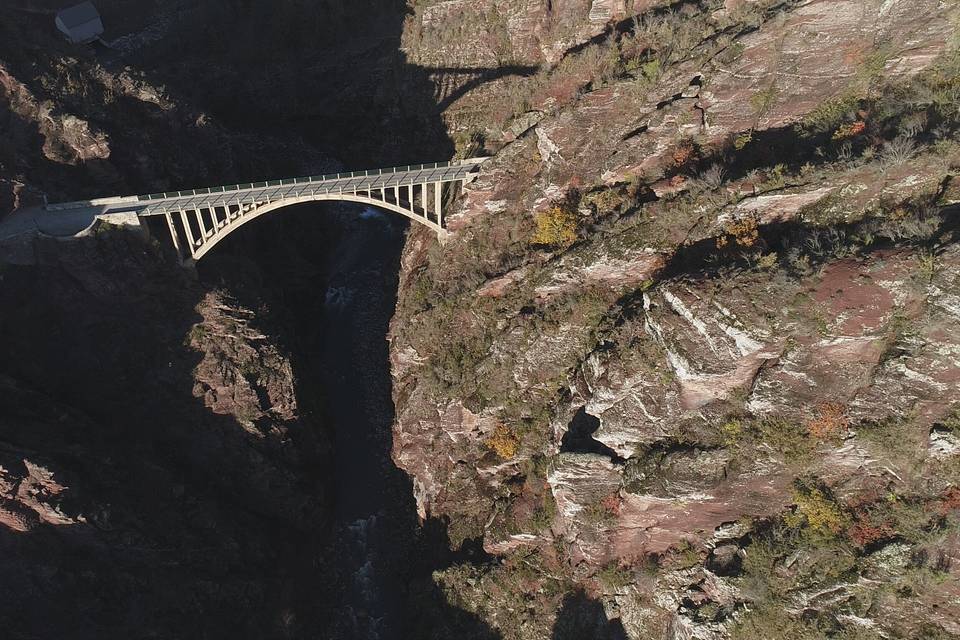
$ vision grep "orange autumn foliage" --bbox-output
[832,120,866,140]
[807,402,849,440]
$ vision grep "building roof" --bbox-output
[56,2,101,30]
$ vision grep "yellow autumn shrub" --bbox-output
[485,425,520,459]
[530,206,577,248]
[786,487,849,540]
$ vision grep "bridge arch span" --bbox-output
[140,159,487,263]
[180,192,443,262]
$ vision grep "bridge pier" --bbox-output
[179,210,196,256]
[164,212,182,257]
[195,210,210,240]
[421,182,428,222]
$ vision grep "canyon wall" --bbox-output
[389,0,960,637]
[0,230,333,637]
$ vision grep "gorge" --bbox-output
[2,1,960,639]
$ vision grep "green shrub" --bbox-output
[185,324,207,347]
[720,416,815,462]
[855,416,926,466]
[786,483,849,542]
[596,562,634,591]
[719,418,744,446]
[939,405,960,433]
[668,540,702,569]
[750,85,779,118]
[797,93,861,136]
[583,499,618,527]
[405,269,437,313]
[429,329,492,393]
[639,59,661,82]
[528,491,558,532]
[730,605,813,640]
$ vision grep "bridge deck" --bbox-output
[46,158,486,216]
[0,158,487,258]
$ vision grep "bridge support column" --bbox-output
[407,184,414,214]
[196,209,213,239]
[434,182,442,227]
[178,210,197,256]
[164,212,182,259]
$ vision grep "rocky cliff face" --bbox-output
[389,0,960,637]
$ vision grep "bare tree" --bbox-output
[691,163,726,192]
[880,136,919,169]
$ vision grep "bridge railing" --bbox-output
[137,158,485,202]
[42,157,488,212]
[45,195,141,212]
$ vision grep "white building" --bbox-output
[55,2,104,44]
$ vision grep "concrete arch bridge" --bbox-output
[38,158,487,263]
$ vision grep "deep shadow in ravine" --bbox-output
[552,590,629,640]
[0,0,503,636]
[197,203,499,639]
[0,231,331,639]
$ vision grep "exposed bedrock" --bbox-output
[389,0,960,636]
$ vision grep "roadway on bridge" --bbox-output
[0,158,486,243]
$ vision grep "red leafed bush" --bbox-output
[832,121,866,140]
[671,141,695,167]
[807,402,849,440]
[936,487,960,515]
[847,516,895,547]
[600,493,622,516]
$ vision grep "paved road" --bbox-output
[0,205,109,241]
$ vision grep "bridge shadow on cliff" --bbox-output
[0,3,536,206]
[424,64,539,116]
[113,1,537,172]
